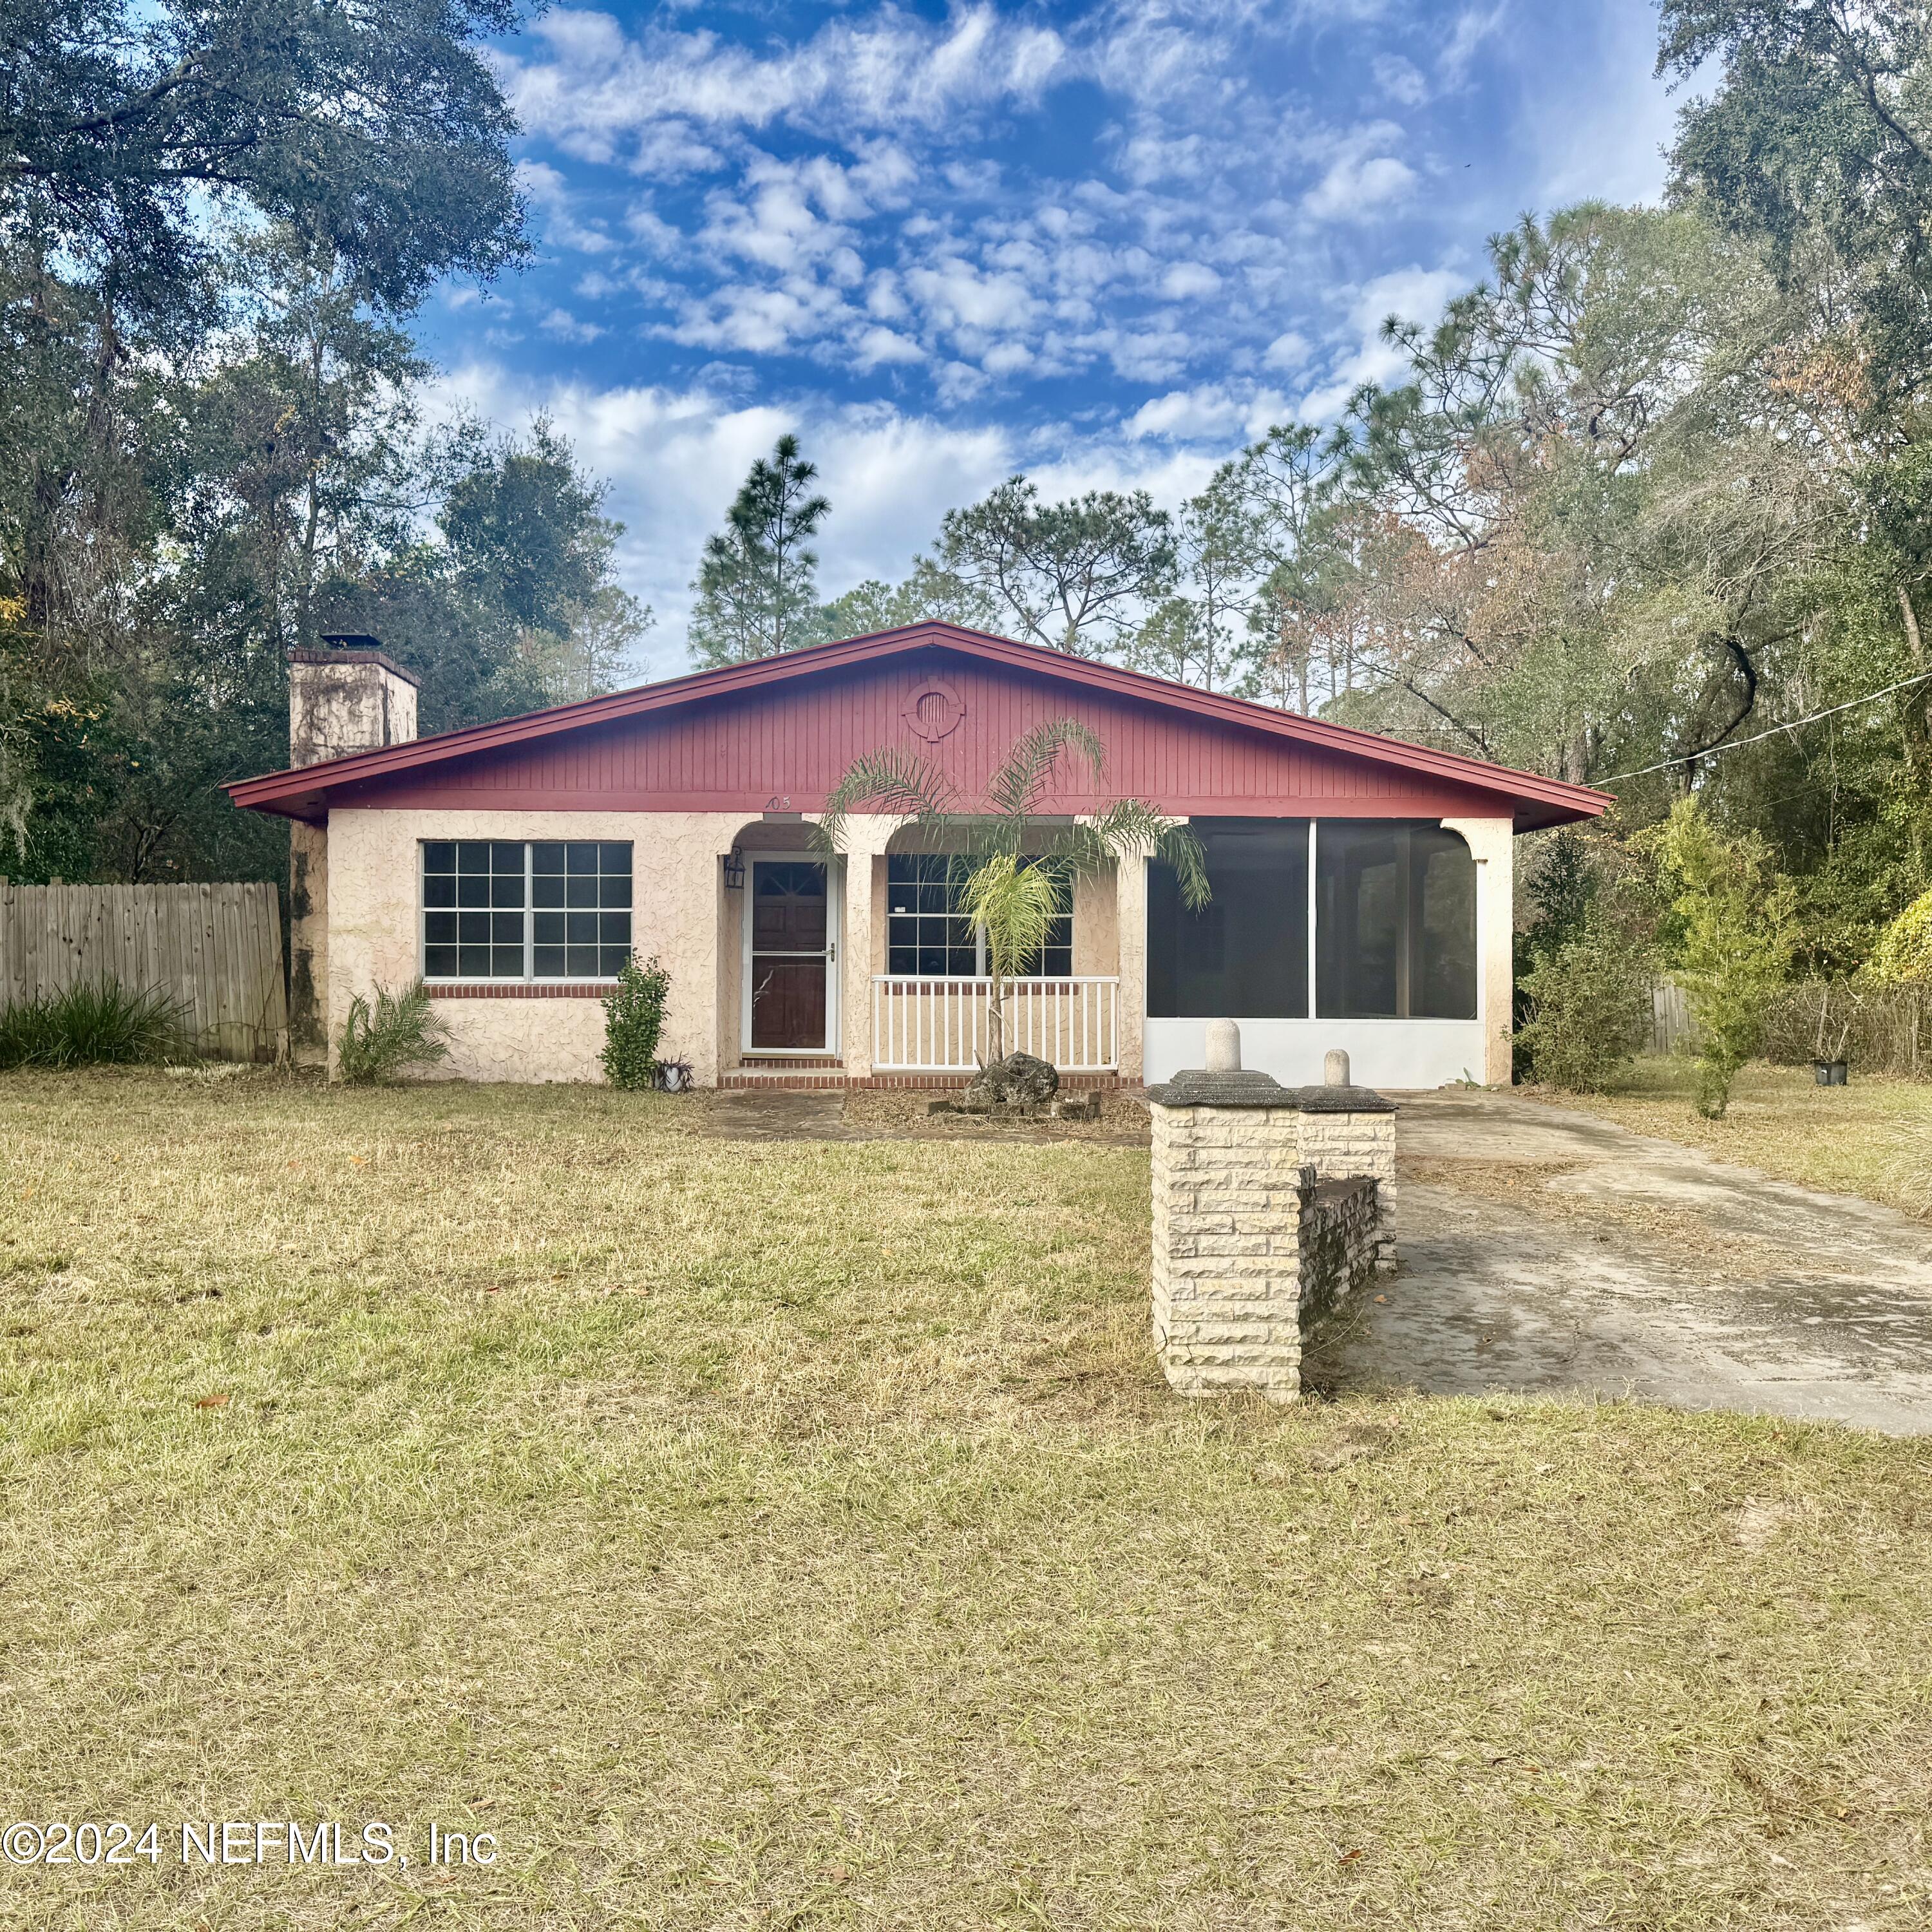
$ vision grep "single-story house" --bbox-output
[228,623,1610,1090]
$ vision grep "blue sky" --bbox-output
[419,0,1681,674]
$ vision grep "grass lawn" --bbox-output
[3,1070,1931,1929]
[1522,1058,1932,1218]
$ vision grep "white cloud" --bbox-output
[1372,53,1428,107]
[1303,144,1418,222]
[496,4,1072,165]
[1296,262,1463,419]
[1159,261,1223,300]
[1439,5,1508,88]
[1262,329,1312,371]
[540,307,605,343]
[515,159,617,254]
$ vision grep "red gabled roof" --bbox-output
[226,621,1611,830]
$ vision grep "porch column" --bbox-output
[1117,851,1148,1086]
[1441,816,1515,1087]
[833,815,897,1079]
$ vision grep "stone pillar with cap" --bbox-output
[1146,1024,1396,1403]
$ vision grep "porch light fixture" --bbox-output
[723,848,745,891]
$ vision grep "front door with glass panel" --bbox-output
[745,858,838,1052]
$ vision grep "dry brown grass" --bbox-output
[1522,1059,1932,1218]
[2,1068,1930,1929]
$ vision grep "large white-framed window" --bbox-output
[421,839,633,981]
[886,853,1072,977]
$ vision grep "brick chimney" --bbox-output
[289,636,420,766]
[286,639,422,1064]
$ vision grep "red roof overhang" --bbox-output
[225,621,1612,832]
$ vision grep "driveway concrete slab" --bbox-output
[1328,1092,1932,1433]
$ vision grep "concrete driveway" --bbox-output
[1327,1091,1932,1434]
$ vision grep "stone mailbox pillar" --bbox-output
[1146,1027,1397,1404]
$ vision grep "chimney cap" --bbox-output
[287,641,422,688]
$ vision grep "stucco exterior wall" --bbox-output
[1117,854,1149,1085]
[1440,816,1515,1087]
[325,808,748,1084]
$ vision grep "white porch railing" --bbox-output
[871,976,1120,1072]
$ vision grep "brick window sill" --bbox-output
[426,982,616,999]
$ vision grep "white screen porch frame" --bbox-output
[1141,815,1505,1091]
[739,851,842,1057]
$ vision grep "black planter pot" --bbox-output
[1812,1059,1850,1085]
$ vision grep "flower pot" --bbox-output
[1814,1059,1849,1085]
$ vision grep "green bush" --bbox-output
[1658,798,1795,1119]
[1516,920,1653,1091]
[1867,886,1932,984]
[336,980,450,1084]
[602,954,671,1090]
[0,979,185,1070]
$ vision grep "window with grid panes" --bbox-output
[886,854,1072,977]
[422,840,632,980]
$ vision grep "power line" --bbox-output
[1599,669,1932,785]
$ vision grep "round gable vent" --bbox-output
[902,677,965,743]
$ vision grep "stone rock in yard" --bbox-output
[1051,1092,1101,1121]
[964,1051,1059,1110]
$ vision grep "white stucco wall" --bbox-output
[325,808,755,1085]
[1441,816,1515,1087]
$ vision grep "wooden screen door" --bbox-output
[747,858,837,1052]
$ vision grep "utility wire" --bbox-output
[1598,669,1932,785]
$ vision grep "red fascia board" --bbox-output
[225,621,1613,827]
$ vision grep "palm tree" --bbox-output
[816,719,1209,1063]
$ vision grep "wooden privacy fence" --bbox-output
[1650,974,1932,1077]
[0,882,287,1063]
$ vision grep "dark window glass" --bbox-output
[1012,865,1072,978]
[884,853,1072,976]
[552,841,629,976]
[426,838,629,979]
[1315,822,1476,1019]
[885,855,978,975]
[1149,820,1309,1018]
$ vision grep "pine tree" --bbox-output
[687,434,831,667]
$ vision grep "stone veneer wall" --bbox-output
[1147,1075,1396,1405]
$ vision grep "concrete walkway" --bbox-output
[1328,1092,1932,1434]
